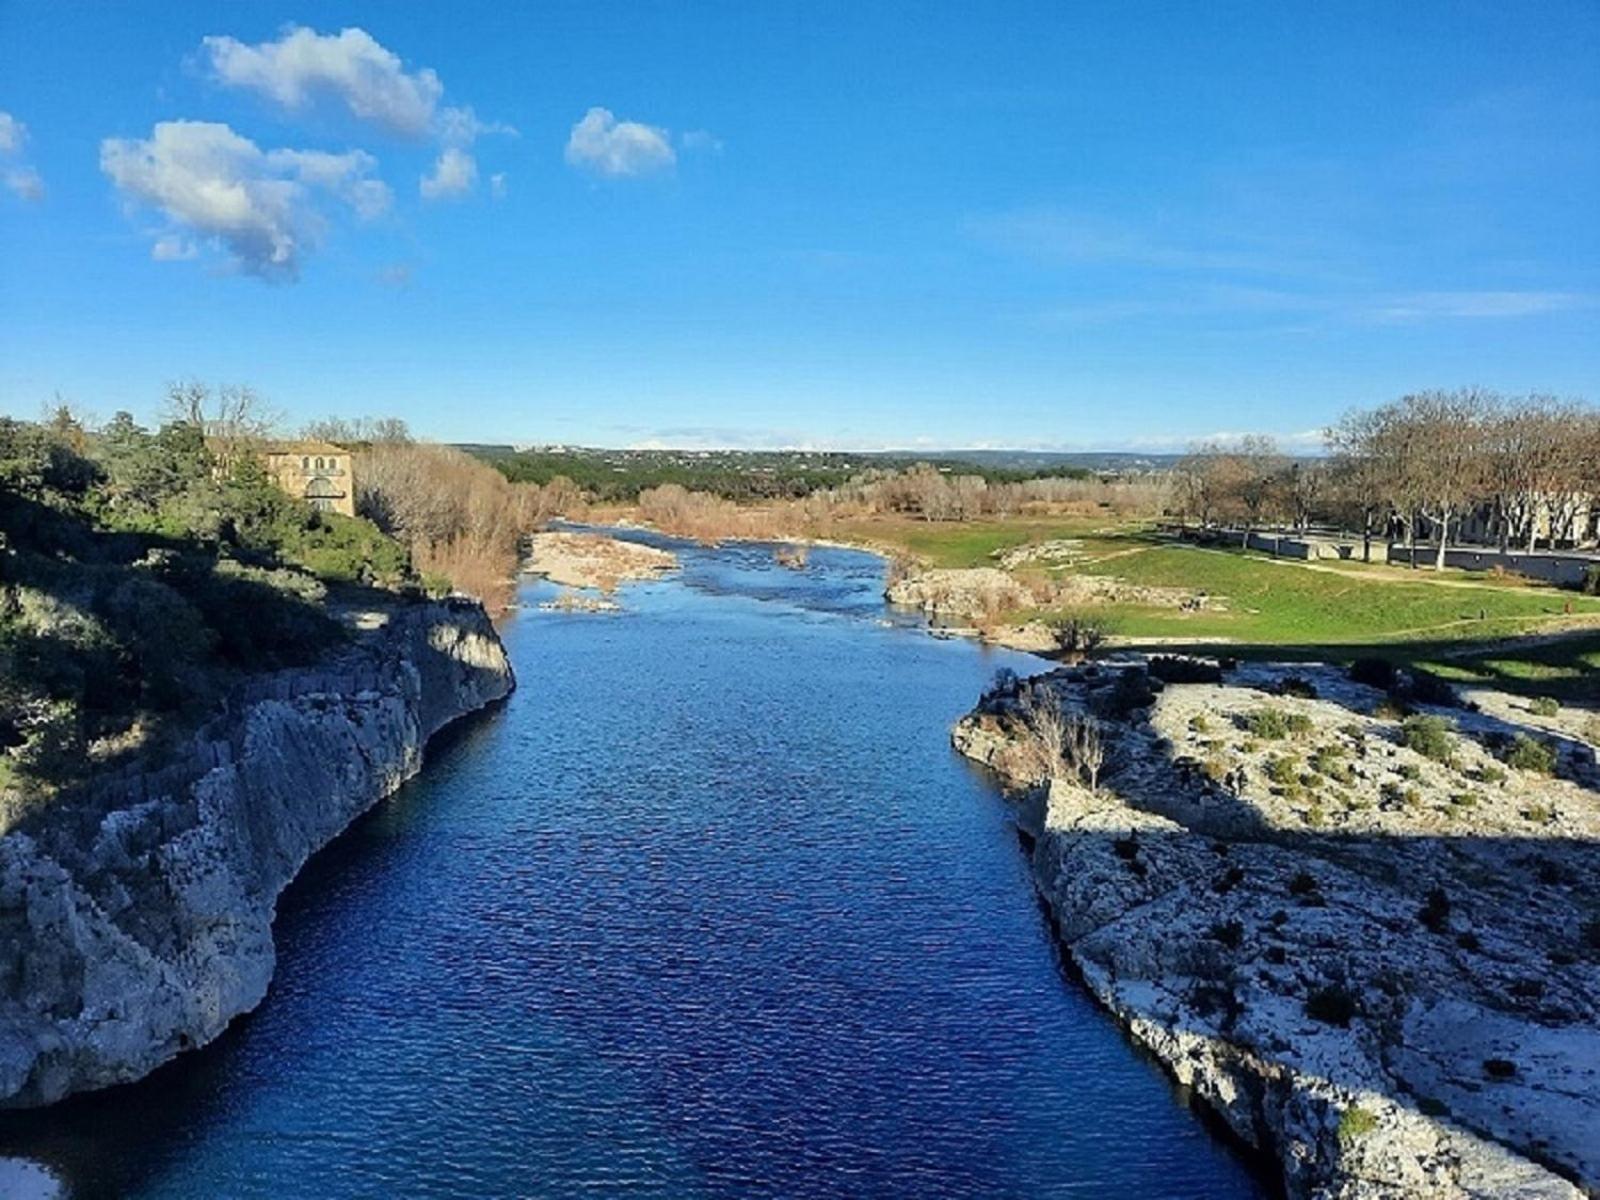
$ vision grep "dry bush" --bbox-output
[1020,685,1105,791]
[358,442,571,612]
[636,483,818,542]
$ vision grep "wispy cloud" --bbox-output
[0,111,23,155]
[0,110,44,202]
[1359,291,1593,322]
[680,129,723,155]
[1024,286,1593,329]
[973,208,1299,275]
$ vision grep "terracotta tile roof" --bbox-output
[263,439,350,456]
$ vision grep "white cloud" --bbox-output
[203,26,443,138]
[680,129,723,154]
[377,263,412,288]
[489,172,508,199]
[437,104,516,146]
[420,147,476,200]
[0,112,44,202]
[0,111,26,155]
[100,120,390,279]
[150,235,198,261]
[565,107,675,177]
[5,166,44,202]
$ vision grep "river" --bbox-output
[1,536,1268,1198]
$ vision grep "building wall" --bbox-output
[263,448,356,517]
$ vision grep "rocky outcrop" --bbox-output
[0,598,514,1108]
[887,565,1209,626]
[955,660,1598,1199]
[524,530,676,591]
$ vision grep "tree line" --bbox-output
[1173,389,1600,569]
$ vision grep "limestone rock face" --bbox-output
[0,599,514,1108]
[955,662,1598,1200]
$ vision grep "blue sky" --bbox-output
[1,1,1596,450]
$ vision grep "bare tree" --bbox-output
[1394,389,1494,570]
[164,380,280,470]
[1174,441,1225,528]
[1019,685,1105,793]
[1068,713,1105,793]
[303,416,413,446]
[1326,409,1390,561]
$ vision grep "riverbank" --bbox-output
[0,597,514,1108]
[954,658,1598,1198]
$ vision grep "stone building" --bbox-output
[261,440,356,516]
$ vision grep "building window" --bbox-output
[302,456,310,470]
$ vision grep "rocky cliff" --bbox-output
[0,598,514,1108]
[955,659,1597,1199]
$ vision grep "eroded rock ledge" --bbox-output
[0,598,514,1108]
[954,659,1598,1199]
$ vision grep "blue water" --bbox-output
[3,538,1268,1198]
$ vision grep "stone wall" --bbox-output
[0,598,514,1107]
[1387,545,1599,587]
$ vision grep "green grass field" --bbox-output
[1421,632,1600,703]
[854,516,1600,695]
[839,515,1136,568]
[1065,542,1596,645]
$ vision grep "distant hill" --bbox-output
[901,449,1184,472]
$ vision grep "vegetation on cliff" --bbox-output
[0,407,411,807]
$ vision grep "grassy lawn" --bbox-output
[1420,632,1600,703]
[836,515,1144,568]
[1058,543,1598,645]
[839,514,1600,692]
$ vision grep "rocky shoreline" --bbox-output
[954,657,1598,1198]
[0,598,514,1108]
[524,530,677,591]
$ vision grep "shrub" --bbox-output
[1477,763,1508,786]
[1401,715,1456,764]
[1149,656,1222,684]
[1048,614,1105,656]
[1209,920,1244,949]
[1338,1105,1378,1144]
[1305,985,1358,1027]
[1529,696,1560,718]
[1188,713,1211,733]
[985,667,1020,701]
[1349,657,1397,689]
[1279,675,1318,700]
[1408,670,1462,708]
[1100,668,1156,718]
[1247,707,1293,740]
[1266,755,1300,788]
[1373,698,1408,721]
[1418,887,1451,933]
[1581,564,1600,595]
[1506,734,1557,776]
[1310,745,1349,781]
